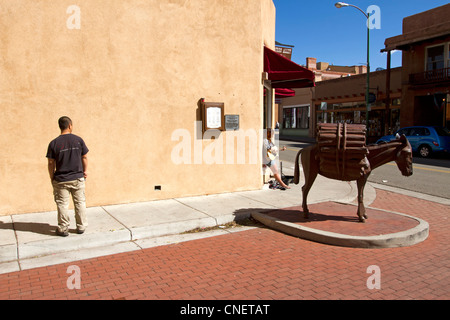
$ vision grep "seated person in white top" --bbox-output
[263,128,290,190]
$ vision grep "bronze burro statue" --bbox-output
[294,123,413,222]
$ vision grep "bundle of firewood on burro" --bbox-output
[294,122,413,222]
[316,123,370,181]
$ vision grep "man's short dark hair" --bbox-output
[58,116,72,130]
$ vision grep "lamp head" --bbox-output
[335,2,349,8]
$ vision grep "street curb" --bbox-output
[251,205,429,249]
[368,182,450,205]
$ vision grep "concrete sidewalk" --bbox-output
[0,164,370,274]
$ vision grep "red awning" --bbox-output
[265,88,296,98]
[264,46,315,89]
[275,88,295,97]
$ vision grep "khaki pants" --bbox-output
[52,178,87,233]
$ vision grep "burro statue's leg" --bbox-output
[356,174,370,222]
[300,147,318,219]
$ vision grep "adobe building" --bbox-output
[280,4,450,142]
[0,0,315,215]
[279,67,402,142]
[312,67,402,142]
[278,57,369,140]
[383,3,450,129]
[306,57,367,82]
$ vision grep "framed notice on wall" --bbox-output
[202,101,225,132]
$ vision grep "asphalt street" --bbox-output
[278,140,450,199]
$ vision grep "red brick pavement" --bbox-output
[0,189,449,301]
[265,201,420,236]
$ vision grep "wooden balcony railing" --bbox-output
[409,67,450,85]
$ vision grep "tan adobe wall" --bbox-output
[0,0,275,215]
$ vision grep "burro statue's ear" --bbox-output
[401,134,412,149]
[395,133,401,140]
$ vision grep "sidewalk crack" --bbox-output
[172,199,219,225]
[100,207,134,241]
[10,215,22,271]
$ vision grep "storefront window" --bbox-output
[316,99,401,140]
[283,108,291,128]
[296,107,309,128]
[283,106,309,129]
[367,111,383,137]
[392,98,401,106]
[390,108,401,133]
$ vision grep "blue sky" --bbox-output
[272,0,450,70]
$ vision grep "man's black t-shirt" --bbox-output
[46,134,89,182]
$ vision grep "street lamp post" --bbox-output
[335,2,371,138]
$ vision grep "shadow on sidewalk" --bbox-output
[233,208,359,224]
[0,220,57,236]
[232,208,272,228]
[265,210,360,224]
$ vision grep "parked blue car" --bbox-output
[376,126,450,158]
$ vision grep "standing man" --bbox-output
[47,116,89,236]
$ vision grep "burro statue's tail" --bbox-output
[293,149,303,185]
